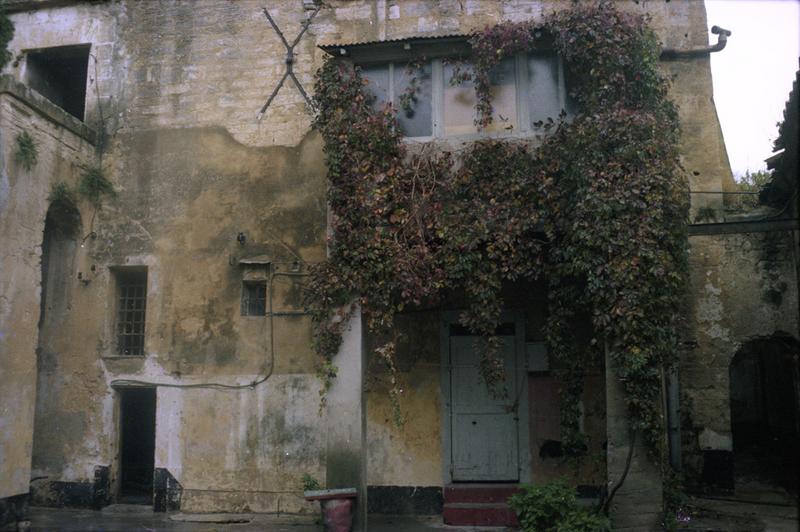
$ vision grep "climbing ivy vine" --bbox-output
[306,1,688,453]
[0,8,13,70]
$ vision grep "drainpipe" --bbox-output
[661,26,731,59]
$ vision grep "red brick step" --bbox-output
[443,484,521,527]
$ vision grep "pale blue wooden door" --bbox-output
[450,331,519,481]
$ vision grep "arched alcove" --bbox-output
[729,334,799,495]
[31,196,82,487]
[37,198,81,330]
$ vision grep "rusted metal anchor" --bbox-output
[257,3,321,120]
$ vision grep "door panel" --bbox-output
[450,334,519,481]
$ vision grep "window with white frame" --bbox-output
[360,53,572,139]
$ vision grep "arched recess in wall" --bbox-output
[729,333,800,494]
[37,198,81,332]
[31,197,82,487]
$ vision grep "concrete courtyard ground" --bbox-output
[10,507,513,532]
[10,500,800,532]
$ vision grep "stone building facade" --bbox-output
[0,1,797,531]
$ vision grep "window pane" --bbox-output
[362,65,390,113]
[444,58,517,136]
[241,282,267,316]
[528,55,562,127]
[393,61,432,137]
[443,62,477,136]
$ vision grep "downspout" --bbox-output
[661,26,731,59]
[657,23,732,473]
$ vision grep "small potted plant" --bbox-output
[302,474,357,532]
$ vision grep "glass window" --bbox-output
[393,62,433,137]
[363,62,433,137]
[358,52,565,139]
[241,281,267,316]
[444,58,517,136]
[362,64,390,112]
[528,55,562,127]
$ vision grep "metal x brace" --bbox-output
[257,3,321,120]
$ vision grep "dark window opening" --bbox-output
[241,281,267,316]
[115,269,147,356]
[25,44,91,121]
[119,387,156,504]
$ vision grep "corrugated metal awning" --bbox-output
[319,34,473,63]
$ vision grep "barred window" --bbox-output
[116,269,147,356]
[241,281,267,316]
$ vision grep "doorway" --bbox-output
[118,387,156,504]
[443,314,528,483]
[730,334,799,496]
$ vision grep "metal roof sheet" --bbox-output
[318,33,472,53]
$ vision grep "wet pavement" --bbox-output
[11,507,512,532]
[10,488,799,532]
[676,478,799,532]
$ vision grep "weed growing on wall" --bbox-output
[307,1,688,455]
[14,131,38,171]
[47,181,81,234]
[78,164,116,207]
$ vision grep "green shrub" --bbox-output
[508,481,610,532]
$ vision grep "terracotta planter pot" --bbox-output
[304,488,358,532]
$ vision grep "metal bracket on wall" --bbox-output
[257,3,322,120]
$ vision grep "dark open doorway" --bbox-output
[118,387,156,504]
[730,334,799,496]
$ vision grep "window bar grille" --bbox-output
[117,274,147,355]
[241,282,267,316]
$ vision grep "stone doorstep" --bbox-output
[442,485,522,527]
[101,504,154,514]
[442,503,520,528]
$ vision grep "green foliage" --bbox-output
[308,0,688,455]
[734,169,771,210]
[662,469,690,531]
[0,8,13,70]
[301,473,321,491]
[14,131,38,171]
[693,206,717,223]
[508,482,611,532]
[48,181,77,207]
[78,164,116,207]
[47,181,81,233]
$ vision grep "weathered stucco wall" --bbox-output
[681,230,799,482]
[366,312,442,488]
[0,0,772,522]
[0,77,96,500]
